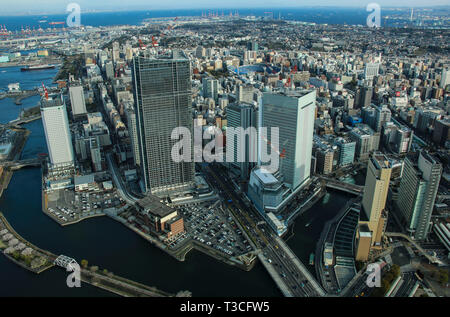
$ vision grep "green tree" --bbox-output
[80,259,88,268]
[90,265,98,272]
[391,264,401,278]
[439,269,448,286]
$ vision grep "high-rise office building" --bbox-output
[132,51,195,196]
[395,151,442,240]
[374,104,391,132]
[356,85,373,108]
[440,67,449,89]
[364,62,380,81]
[247,41,258,51]
[226,103,257,181]
[315,148,334,175]
[203,78,219,103]
[237,84,255,104]
[90,137,102,172]
[105,62,114,80]
[112,41,120,63]
[261,90,316,190]
[349,124,380,161]
[432,118,450,147]
[69,84,87,116]
[126,107,140,166]
[335,137,356,167]
[40,95,75,167]
[360,153,392,246]
[196,46,206,58]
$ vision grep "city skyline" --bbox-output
[0,0,448,302]
[2,1,450,15]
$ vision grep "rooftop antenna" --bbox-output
[42,83,48,100]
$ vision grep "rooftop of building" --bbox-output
[40,95,64,109]
[138,49,188,62]
[371,152,391,170]
[273,88,315,99]
[254,168,279,185]
[74,174,95,185]
[359,223,372,237]
[136,194,176,218]
[351,123,376,136]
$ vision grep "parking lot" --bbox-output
[46,188,125,224]
[178,202,253,257]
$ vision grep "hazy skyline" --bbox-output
[2,0,450,15]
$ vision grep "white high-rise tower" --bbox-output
[40,95,74,167]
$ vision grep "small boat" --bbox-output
[305,220,312,227]
[309,253,315,265]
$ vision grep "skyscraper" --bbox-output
[374,104,391,132]
[203,78,219,103]
[126,106,140,166]
[132,51,194,196]
[69,84,87,116]
[40,95,74,167]
[363,62,380,81]
[261,90,316,190]
[226,103,256,181]
[335,137,356,167]
[440,67,449,89]
[237,84,255,104]
[89,136,102,172]
[360,153,392,246]
[395,151,442,240]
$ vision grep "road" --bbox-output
[203,164,325,297]
[106,153,137,206]
[393,272,418,297]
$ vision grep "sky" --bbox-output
[3,0,450,15]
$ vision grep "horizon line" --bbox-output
[1,5,450,17]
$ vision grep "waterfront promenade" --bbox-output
[0,211,188,297]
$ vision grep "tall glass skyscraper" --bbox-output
[132,51,194,196]
[395,151,442,240]
[226,103,257,181]
[40,95,74,167]
[261,90,316,190]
